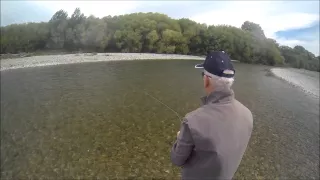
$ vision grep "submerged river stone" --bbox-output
[1,60,319,179]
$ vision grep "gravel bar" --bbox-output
[271,67,320,98]
[0,53,204,71]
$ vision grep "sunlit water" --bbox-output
[1,60,319,179]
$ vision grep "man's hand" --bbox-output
[171,121,194,166]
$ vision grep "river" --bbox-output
[1,60,319,179]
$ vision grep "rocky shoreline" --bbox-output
[271,68,320,98]
[0,53,204,71]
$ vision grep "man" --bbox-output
[170,51,253,180]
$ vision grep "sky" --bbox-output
[1,0,319,55]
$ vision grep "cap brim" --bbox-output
[194,63,204,69]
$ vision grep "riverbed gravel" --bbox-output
[1,61,318,179]
[0,53,204,71]
[271,68,319,98]
[1,53,318,99]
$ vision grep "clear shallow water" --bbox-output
[1,60,319,179]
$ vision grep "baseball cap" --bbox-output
[195,51,235,78]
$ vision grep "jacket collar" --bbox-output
[200,89,234,105]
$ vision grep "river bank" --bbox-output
[0,53,204,71]
[271,68,319,98]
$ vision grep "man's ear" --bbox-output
[204,75,210,88]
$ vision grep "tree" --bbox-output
[69,8,85,29]
[1,8,318,72]
[241,21,266,40]
[47,10,69,49]
[65,8,86,50]
[145,30,159,52]
[80,16,109,51]
[114,30,142,52]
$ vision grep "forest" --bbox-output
[1,8,319,71]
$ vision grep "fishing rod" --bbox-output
[143,90,183,122]
[123,87,183,122]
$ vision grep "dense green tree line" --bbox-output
[1,8,319,71]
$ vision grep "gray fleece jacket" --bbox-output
[170,89,253,180]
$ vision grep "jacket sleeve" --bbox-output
[170,118,194,166]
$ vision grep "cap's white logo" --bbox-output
[223,69,234,75]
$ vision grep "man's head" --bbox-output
[195,51,235,95]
